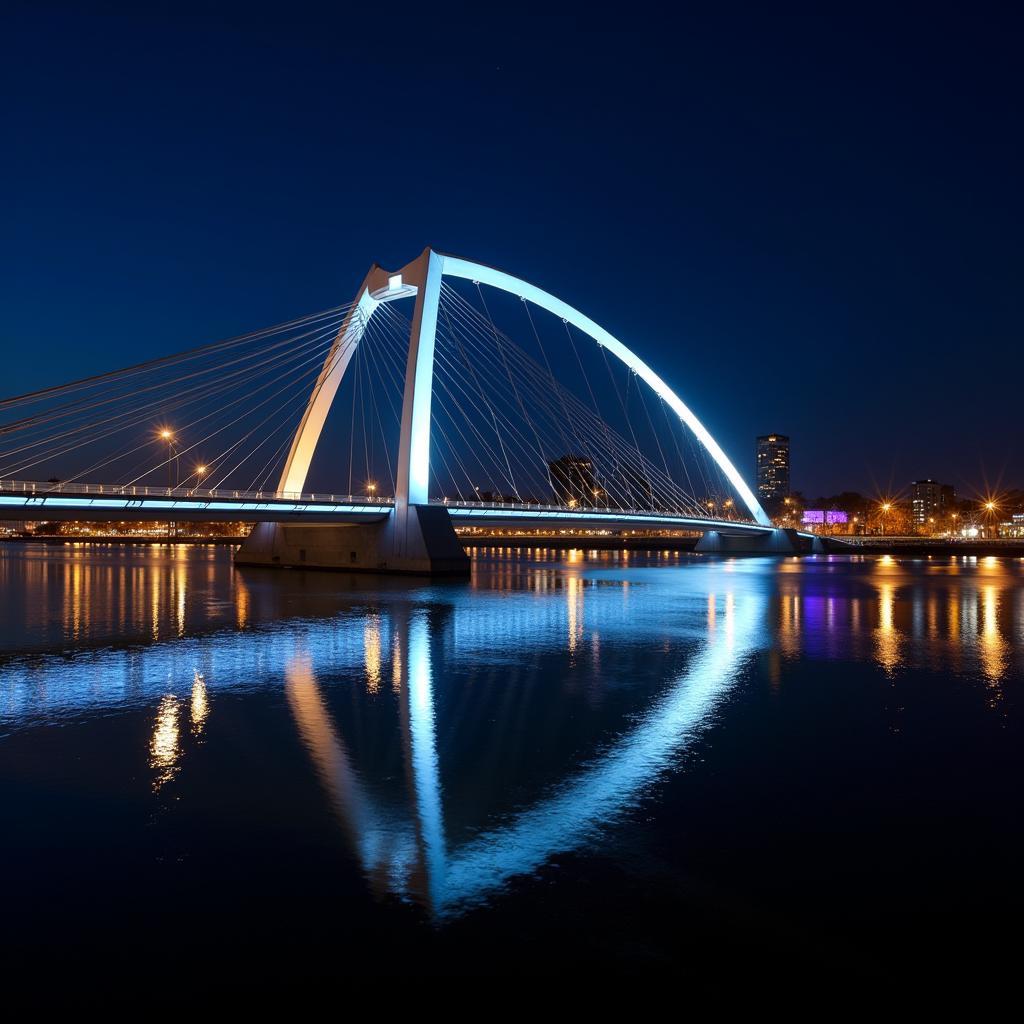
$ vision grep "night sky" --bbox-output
[3,5,1022,498]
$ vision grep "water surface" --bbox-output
[1,543,1021,979]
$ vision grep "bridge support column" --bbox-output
[233,505,470,576]
[694,528,805,555]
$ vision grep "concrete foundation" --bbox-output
[694,527,805,555]
[234,504,470,576]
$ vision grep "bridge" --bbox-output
[0,248,807,572]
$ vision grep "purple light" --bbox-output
[802,509,849,525]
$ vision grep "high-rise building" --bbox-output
[910,479,955,524]
[756,434,790,504]
[548,455,599,507]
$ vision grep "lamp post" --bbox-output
[159,428,179,538]
[983,500,998,539]
[159,429,177,490]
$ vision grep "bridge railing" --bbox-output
[437,496,753,523]
[0,478,392,507]
[0,478,755,523]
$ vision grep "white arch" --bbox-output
[278,285,378,495]
[282,248,770,527]
[435,253,771,526]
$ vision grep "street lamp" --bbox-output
[158,428,179,538]
[367,481,377,500]
[983,500,999,538]
[158,429,179,490]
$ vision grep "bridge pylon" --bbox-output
[235,248,470,575]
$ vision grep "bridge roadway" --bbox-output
[0,479,774,535]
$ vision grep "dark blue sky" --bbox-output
[3,4,1022,498]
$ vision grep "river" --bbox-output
[1,542,1021,979]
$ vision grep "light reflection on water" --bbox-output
[1,543,1023,919]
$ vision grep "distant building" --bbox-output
[999,513,1024,540]
[548,455,599,507]
[909,479,955,525]
[756,434,790,503]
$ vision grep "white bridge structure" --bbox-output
[0,248,810,572]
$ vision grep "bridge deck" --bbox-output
[0,480,770,533]
[0,480,392,524]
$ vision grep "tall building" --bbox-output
[756,433,790,504]
[548,455,599,507]
[910,479,955,524]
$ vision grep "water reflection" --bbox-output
[1,545,1023,918]
[0,542,246,655]
[277,577,761,915]
[767,555,1023,689]
[875,582,900,673]
[150,694,180,791]
[190,670,209,738]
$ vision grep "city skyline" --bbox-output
[754,428,1018,509]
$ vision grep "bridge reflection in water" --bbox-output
[282,588,761,915]
[1,547,1022,918]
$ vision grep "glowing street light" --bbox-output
[157,427,179,538]
[980,499,1000,538]
[157,428,179,490]
[879,501,892,536]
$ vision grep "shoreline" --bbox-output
[0,535,242,546]
[3,534,1023,558]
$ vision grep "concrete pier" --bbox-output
[234,504,470,576]
[694,527,805,555]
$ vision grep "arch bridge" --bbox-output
[0,249,808,571]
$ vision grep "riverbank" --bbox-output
[459,535,701,552]
[4,533,1023,557]
[837,537,1024,557]
[0,534,242,546]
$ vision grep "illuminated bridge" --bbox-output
[0,248,808,571]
